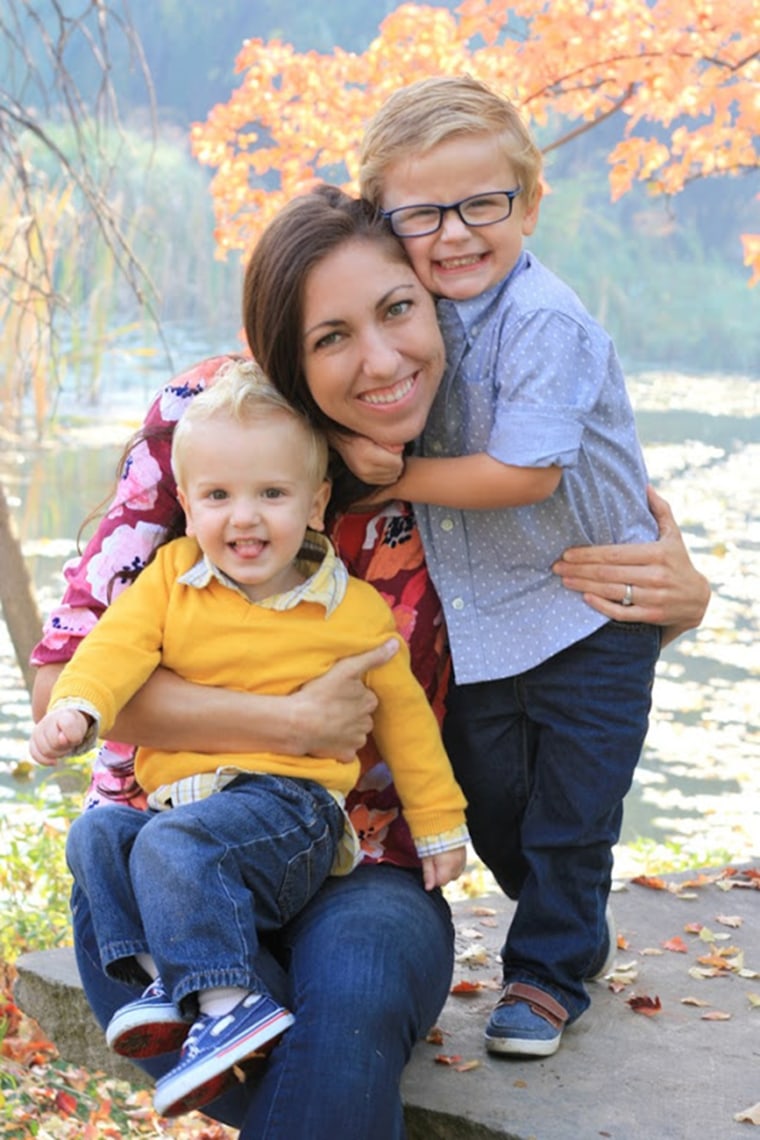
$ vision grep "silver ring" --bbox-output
[621,583,634,607]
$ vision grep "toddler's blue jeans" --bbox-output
[66,772,344,1013]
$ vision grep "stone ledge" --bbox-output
[15,868,760,1139]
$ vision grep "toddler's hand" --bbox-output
[29,708,90,767]
[421,847,467,891]
[331,433,405,486]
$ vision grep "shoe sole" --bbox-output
[154,1009,294,1117]
[109,1019,190,1058]
[106,1007,189,1058]
[484,1031,561,1058]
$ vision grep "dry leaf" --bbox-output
[716,915,743,928]
[663,936,689,953]
[631,874,668,891]
[627,994,662,1016]
[642,947,664,957]
[426,1026,445,1045]
[450,980,483,995]
[734,1102,760,1124]
[684,922,703,935]
[747,993,760,1008]
[471,906,497,917]
[454,1059,481,1072]
[681,996,710,1007]
[434,1053,463,1066]
[700,1010,731,1020]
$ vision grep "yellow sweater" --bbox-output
[50,535,467,846]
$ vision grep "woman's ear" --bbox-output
[308,479,332,532]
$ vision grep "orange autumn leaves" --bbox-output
[190,1,760,283]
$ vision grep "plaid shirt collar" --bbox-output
[178,530,348,617]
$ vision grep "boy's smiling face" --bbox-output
[381,132,541,301]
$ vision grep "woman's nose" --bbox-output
[359,329,398,378]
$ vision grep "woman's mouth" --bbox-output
[359,375,416,407]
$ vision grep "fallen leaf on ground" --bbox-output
[716,914,743,928]
[434,1053,463,1066]
[663,936,689,953]
[426,1026,446,1045]
[631,874,668,891]
[747,993,760,1008]
[450,980,484,994]
[471,906,497,917]
[700,1010,731,1020]
[681,996,710,1006]
[454,1059,481,1072]
[627,994,662,1016]
[642,947,664,956]
[734,1102,760,1124]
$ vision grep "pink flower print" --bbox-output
[158,372,212,423]
[84,520,167,603]
[109,440,162,516]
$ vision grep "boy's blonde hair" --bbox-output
[171,359,329,488]
[360,74,543,210]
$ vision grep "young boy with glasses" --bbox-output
[347,74,661,1058]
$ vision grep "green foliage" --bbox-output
[531,171,760,374]
[622,837,737,875]
[0,776,88,962]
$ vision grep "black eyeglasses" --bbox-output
[382,188,522,238]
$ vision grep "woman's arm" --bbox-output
[32,640,398,761]
[552,486,710,647]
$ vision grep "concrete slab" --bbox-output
[402,864,760,1139]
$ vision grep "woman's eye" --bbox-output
[387,299,412,319]
[314,330,342,350]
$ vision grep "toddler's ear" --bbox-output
[308,479,332,532]
[176,487,195,536]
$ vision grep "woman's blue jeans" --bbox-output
[66,773,344,1011]
[72,861,454,1139]
[444,619,661,1021]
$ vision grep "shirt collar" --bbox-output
[178,530,348,617]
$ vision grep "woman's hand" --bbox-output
[330,432,405,486]
[287,640,400,760]
[552,486,711,647]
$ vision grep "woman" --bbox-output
[32,189,709,1138]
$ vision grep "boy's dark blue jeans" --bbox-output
[444,619,661,1021]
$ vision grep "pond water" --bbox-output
[1,356,758,873]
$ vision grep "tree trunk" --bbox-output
[0,477,43,697]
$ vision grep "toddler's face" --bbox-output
[381,132,540,300]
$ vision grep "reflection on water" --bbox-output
[1,364,758,870]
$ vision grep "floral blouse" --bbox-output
[31,356,451,870]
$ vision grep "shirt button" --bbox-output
[440,518,454,532]
[451,597,465,611]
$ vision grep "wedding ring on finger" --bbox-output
[620,583,634,607]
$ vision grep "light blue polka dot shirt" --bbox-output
[416,250,658,684]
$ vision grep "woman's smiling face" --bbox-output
[301,238,446,447]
